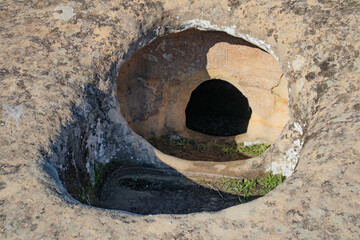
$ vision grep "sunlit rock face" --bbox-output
[117,29,288,144]
[1,0,359,238]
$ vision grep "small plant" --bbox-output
[196,143,207,151]
[94,162,106,184]
[77,162,110,205]
[177,138,190,146]
[221,178,258,197]
[195,177,205,183]
[237,143,270,157]
[259,172,284,194]
[214,172,285,199]
[238,178,257,197]
[221,178,238,191]
[165,135,191,146]
[147,135,269,161]
[220,146,237,158]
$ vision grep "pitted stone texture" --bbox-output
[0,0,359,239]
[118,30,288,144]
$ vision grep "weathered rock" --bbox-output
[0,0,359,239]
[118,30,288,144]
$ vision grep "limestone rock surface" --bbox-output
[0,0,359,239]
[118,30,288,144]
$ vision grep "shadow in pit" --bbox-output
[42,82,258,215]
[43,29,263,216]
[96,166,261,215]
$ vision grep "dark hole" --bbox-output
[185,80,252,136]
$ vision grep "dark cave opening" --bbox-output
[185,79,252,136]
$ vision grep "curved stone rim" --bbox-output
[1,0,359,238]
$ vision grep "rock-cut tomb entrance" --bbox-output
[90,29,292,214]
[117,29,288,147]
[55,29,290,215]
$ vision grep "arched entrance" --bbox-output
[185,80,252,136]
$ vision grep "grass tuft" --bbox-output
[237,143,270,157]
[259,172,285,194]
[196,172,285,201]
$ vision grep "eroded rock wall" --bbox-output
[117,30,289,144]
[0,0,359,239]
